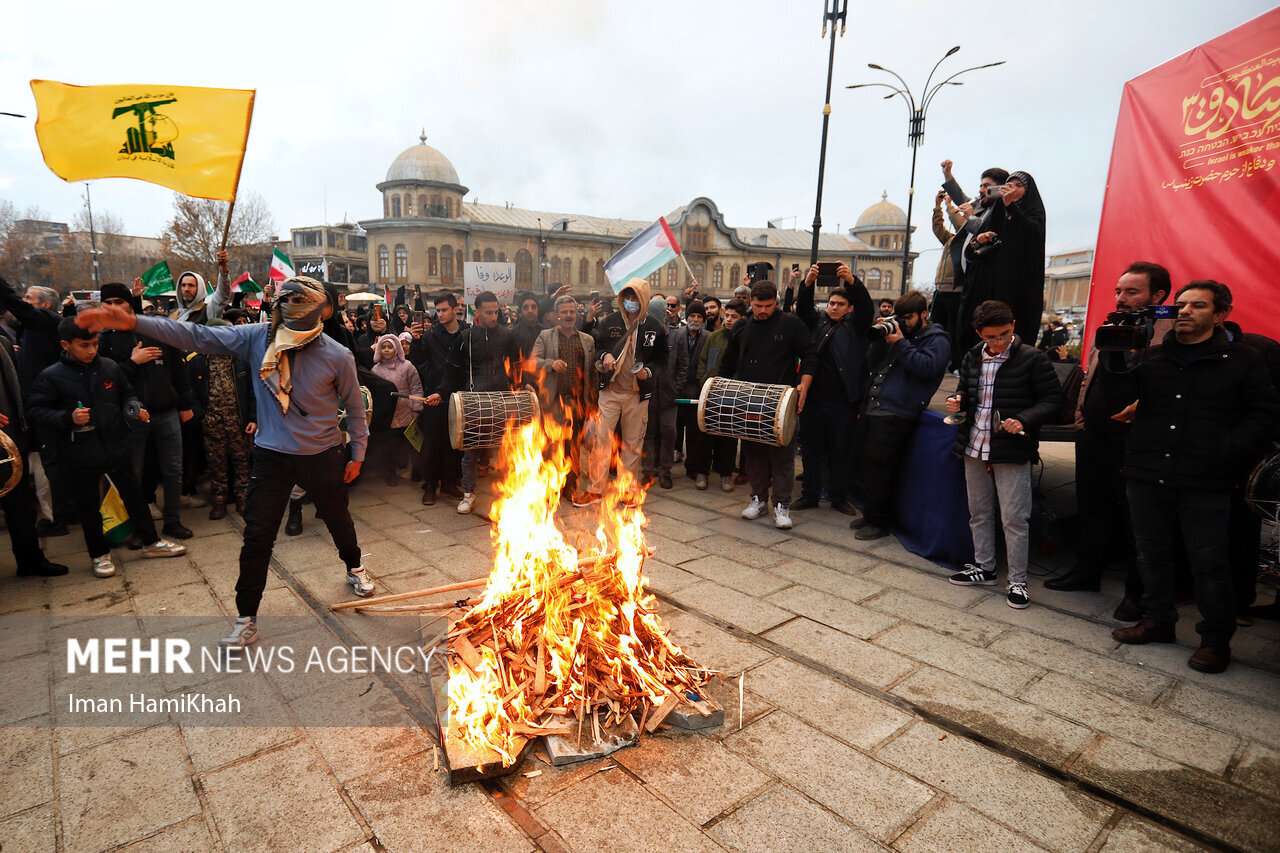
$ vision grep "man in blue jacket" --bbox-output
[852,290,951,540]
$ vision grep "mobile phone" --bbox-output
[816,261,840,288]
[791,263,800,272]
[374,304,383,321]
[412,310,426,325]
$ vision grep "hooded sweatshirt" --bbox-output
[171,270,230,324]
[592,278,667,401]
[372,334,423,428]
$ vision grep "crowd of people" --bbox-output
[1,159,1275,672]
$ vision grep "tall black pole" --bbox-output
[84,183,100,288]
[901,128,919,295]
[809,0,847,267]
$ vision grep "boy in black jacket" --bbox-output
[26,320,187,578]
[945,300,1061,609]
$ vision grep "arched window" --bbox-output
[515,249,533,285]
[498,252,507,263]
[712,264,723,289]
[455,249,465,281]
[441,244,455,284]
[882,270,893,288]
[418,195,428,217]
[428,248,438,277]
[394,244,407,281]
[403,194,413,216]
[879,235,890,249]
[648,270,662,289]
[383,197,390,218]
[430,194,443,216]
[550,257,562,282]
[472,249,481,262]
[378,245,389,280]
[666,262,677,289]
[893,235,901,250]
[729,264,741,288]
[596,259,606,287]
[691,263,705,289]
[483,248,496,263]
[865,268,882,289]
[579,258,589,285]
[561,257,571,283]
[390,196,401,218]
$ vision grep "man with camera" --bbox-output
[853,290,952,540]
[1103,281,1279,673]
[1046,262,1172,614]
[793,264,873,514]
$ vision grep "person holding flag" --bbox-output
[76,276,373,649]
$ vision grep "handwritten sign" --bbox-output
[464,262,516,302]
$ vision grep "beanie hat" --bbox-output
[685,300,706,320]
[99,282,131,303]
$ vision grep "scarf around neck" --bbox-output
[260,276,327,414]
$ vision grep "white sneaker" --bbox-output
[91,555,116,578]
[143,538,187,558]
[457,492,476,514]
[180,494,207,508]
[773,503,793,530]
[741,495,767,520]
[346,566,375,597]
[219,617,259,649]
[149,503,163,520]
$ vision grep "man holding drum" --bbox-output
[717,280,816,529]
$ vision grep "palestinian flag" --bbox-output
[231,271,262,293]
[140,260,174,296]
[603,217,680,293]
[269,247,295,284]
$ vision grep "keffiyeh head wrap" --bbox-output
[171,271,208,322]
[260,276,327,414]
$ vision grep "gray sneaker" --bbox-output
[720,475,735,493]
[143,538,187,558]
[91,555,116,578]
[346,566,375,597]
[219,617,258,649]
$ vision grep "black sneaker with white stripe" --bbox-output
[947,564,998,586]
[1006,582,1030,609]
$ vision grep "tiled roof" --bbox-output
[461,202,647,239]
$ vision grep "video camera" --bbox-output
[1094,305,1174,352]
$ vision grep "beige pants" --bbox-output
[588,386,649,494]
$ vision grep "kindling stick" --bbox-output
[330,577,488,611]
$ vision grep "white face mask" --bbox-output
[622,299,640,314]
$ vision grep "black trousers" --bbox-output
[931,291,964,372]
[743,437,797,505]
[709,435,737,477]
[1074,431,1138,594]
[69,460,158,559]
[2,466,43,567]
[798,398,858,503]
[1127,479,1235,646]
[419,405,461,490]
[237,445,360,618]
[678,404,711,476]
[859,413,917,527]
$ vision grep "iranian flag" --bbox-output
[231,272,262,293]
[603,217,681,292]
[268,248,295,284]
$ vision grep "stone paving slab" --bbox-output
[762,617,917,688]
[987,629,1173,704]
[894,800,1048,853]
[611,731,771,825]
[670,580,794,634]
[707,785,887,853]
[864,587,1013,647]
[759,557,885,602]
[872,623,1044,695]
[766,582,899,638]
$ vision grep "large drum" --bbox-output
[0,429,21,498]
[448,390,541,450]
[697,377,798,447]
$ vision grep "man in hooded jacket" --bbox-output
[76,276,371,650]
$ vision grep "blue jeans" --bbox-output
[799,398,857,503]
[127,408,183,526]
[461,449,479,493]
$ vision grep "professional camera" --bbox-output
[867,315,900,341]
[1094,305,1174,352]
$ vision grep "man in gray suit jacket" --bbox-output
[533,295,597,503]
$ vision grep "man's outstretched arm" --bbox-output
[78,305,253,360]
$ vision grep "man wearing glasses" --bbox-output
[944,300,1061,609]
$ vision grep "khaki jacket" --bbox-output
[533,326,597,410]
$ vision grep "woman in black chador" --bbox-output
[959,171,1046,348]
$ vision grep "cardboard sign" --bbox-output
[464,262,516,302]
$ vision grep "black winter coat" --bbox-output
[446,325,520,394]
[593,313,668,402]
[952,338,1062,464]
[718,310,816,387]
[26,354,141,470]
[1107,328,1280,491]
[417,323,466,396]
[795,280,874,403]
[99,329,194,414]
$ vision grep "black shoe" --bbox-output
[790,496,820,510]
[439,482,464,500]
[162,523,193,540]
[127,535,145,551]
[285,498,303,536]
[1113,598,1143,622]
[1044,569,1101,592]
[848,514,868,530]
[35,519,68,537]
[831,499,858,517]
[658,474,673,490]
[421,486,437,506]
[17,558,69,577]
[854,524,892,541]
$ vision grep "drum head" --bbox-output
[0,430,21,498]
[774,386,798,446]
[1246,448,1280,520]
[448,393,465,451]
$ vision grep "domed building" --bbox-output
[348,134,917,300]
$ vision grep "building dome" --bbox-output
[384,132,460,185]
[855,191,906,228]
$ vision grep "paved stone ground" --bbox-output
[2,434,1279,852]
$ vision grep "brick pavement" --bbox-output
[1,452,1278,852]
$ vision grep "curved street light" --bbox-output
[847,48,1005,295]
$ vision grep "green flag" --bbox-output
[140,260,174,296]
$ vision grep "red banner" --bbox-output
[1086,7,1280,351]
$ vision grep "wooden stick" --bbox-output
[219,197,237,252]
[676,252,699,291]
[330,577,487,610]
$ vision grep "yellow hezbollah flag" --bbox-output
[30,80,255,202]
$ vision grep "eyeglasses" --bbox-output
[981,331,1014,343]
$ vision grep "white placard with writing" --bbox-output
[463,262,516,302]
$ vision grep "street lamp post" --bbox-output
[847,48,1004,295]
[808,0,848,268]
[84,183,101,288]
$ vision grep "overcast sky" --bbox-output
[3,0,1275,275]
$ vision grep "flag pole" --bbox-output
[676,251,699,291]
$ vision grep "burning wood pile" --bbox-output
[339,417,719,782]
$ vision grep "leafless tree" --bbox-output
[160,191,275,276]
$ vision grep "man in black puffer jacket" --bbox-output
[1103,281,1280,673]
[945,300,1061,610]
